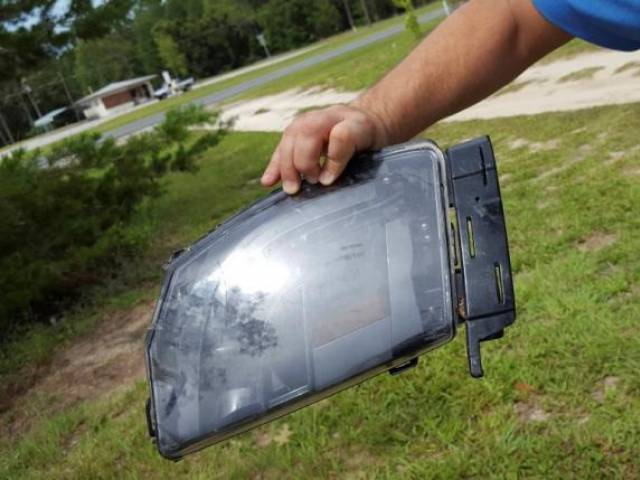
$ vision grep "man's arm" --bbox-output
[261,0,571,194]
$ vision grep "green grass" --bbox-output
[2,101,640,478]
[558,66,605,83]
[236,19,441,101]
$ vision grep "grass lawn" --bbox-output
[2,100,639,478]
[235,20,440,100]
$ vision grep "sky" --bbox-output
[4,0,103,30]
[53,0,71,17]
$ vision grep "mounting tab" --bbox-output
[445,136,516,378]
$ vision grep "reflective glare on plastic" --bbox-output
[146,141,456,459]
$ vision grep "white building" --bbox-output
[75,75,157,120]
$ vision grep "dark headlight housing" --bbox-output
[145,136,515,460]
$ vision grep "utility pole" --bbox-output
[0,123,7,146]
[19,95,35,127]
[256,33,271,58]
[0,108,14,145]
[341,0,357,31]
[58,72,80,121]
[21,78,42,119]
[359,0,372,26]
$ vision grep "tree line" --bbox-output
[0,0,434,144]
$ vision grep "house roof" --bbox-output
[34,107,68,128]
[75,74,156,105]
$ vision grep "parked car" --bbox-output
[154,71,195,100]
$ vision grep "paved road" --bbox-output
[105,8,444,141]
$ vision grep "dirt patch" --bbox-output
[515,399,551,423]
[558,66,605,83]
[509,138,530,150]
[530,139,560,152]
[608,151,626,162]
[447,49,640,122]
[533,143,592,183]
[577,415,590,426]
[219,49,640,132]
[253,422,293,448]
[508,138,560,152]
[341,446,382,479]
[1,300,154,438]
[221,87,357,132]
[577,232,618,252]
[62,419,88,450]
[615,61,640,75]
[494,80,537,97]
[605,145,640,166]
[592,376,621,403]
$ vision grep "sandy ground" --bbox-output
[1,300,154,438]
[221,87,358,131]
[220,49,640,131]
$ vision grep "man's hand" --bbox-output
[261,104,386,194]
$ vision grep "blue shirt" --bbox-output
[533,0,640,51]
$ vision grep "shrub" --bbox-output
[0,105,228,339]
[393,0,422,39]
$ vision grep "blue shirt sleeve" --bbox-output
[533,0,640,51]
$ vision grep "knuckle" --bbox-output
[297,115,326,134]
[330,125,352,145]
[328,104,347,115]
[277,151,293,171]
[293,155,316,173]
[325,159,343,174]
[280,164,296,180]
[285,118,306,135]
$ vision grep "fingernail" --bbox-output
[319,171,335,185]
[283,180,299,194]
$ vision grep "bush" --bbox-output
[393,0,422,39]
[0,105,228,339]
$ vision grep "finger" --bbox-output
[261,147,281,186]
[292,135,323,184]
[320,121,357,186]
[278,136,300,194]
